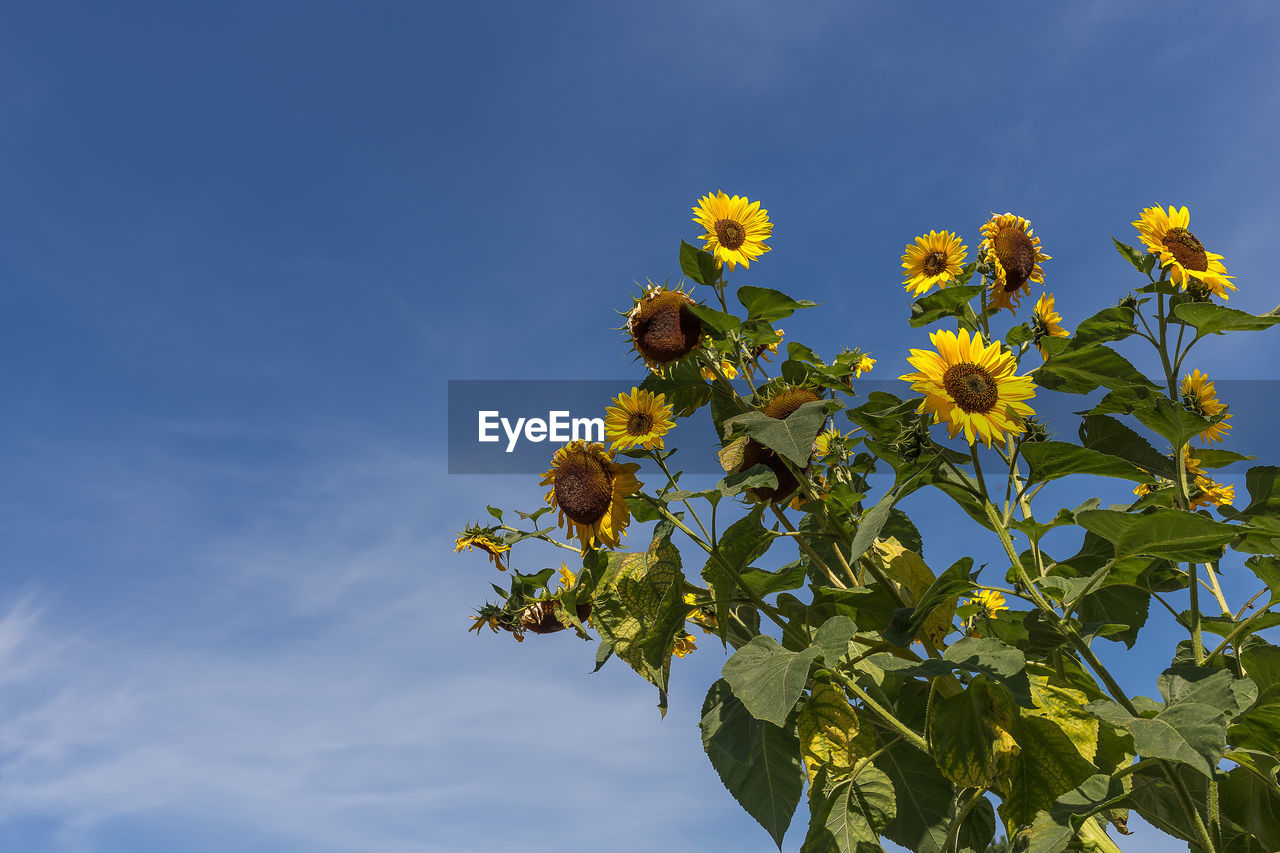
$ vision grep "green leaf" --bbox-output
[1130,393,1216,449]
[874,741,954,853]
[1173,301,1280,335]
[740,560,809,598]
[701,679,804,848]
[927,677,1018,787]
[687,301,741,335]
[1112,236,1153,273]
[640,355,710,418]
[846,487,899,563]
[719,463,779,497]
[884,557,975,647]
[1189,447,1254,469]
[1070,305,1137,348]
[1076,508,1236,561]
[1005,323,1033,347]
[1229,683,1280,752]
[738,285,817,323]
[723,635,821,726]
[589,523,686,713]
[873,637,1032,707]
[485,505,503,521]
[801,765,897,853]
[1078,584,1149,649]
[1020,441,1148,484]
[1078,415,1175,478]
[725,399,843,467]
[1023,774,1132,853]
[812,616,858,665]
[1032,344,1157,396]
[1225,465,1280,520]
[680,239,721,286]
[909,285,984,328]
[703,506,771,645]
[1219,763,1280,852]
[998,715,1099,828]
[1086,698,1228,777]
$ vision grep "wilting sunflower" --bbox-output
[454,523,511,570]
[692,191,772,271]
[1030,292,1069,357]
[972,590,1008,618]
[672,630,698,658]
[902,230,968,297]
[605,387,675,451]
[1180,369,1232,444]
[540,440,642,552]
[855,355,876,377]
[980,213,1051,313]
[627,285,704,373]
[1133,206,1235,299]
[899,328,1037,447]
[735,384,823,502]
[701,358,739,381]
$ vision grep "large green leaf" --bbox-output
[1229,683,1280,752]
[1069,305,1137,347]
[679,239,721,286]
[1112,236,1156,274]
[873,741,954,853]
[884,557,975,647]
[801,765,897,853]
[1225,465,1280,520]
[1173,302,1280,335]
[701,679,804,848]
[873,637,1032,707]
[1077,415,1174,478]
[589,522,686,712]
[927,677,1018,788]
[725,399,843,467]
[687,302,741,335]
[812,616,858,666]
[1020,441,1148,484]
[846,487,898,562]
[1032,344,1157,396]
[738,285,817,323]
[998,714,1099,829]
[1086,698,1228,777]
[1075,508,1236,561]
[723,635,821,726]
[1219,763,1280,852]
[1130,394,1217,449]
[1023,774,1132,853]
[909,285,984,328]
[702,506,770,644]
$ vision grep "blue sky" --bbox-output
[2,2,1279,850]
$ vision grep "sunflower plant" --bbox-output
[457,195,1280,853]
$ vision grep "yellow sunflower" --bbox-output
[627,285,704,373]
[692,191,772,271]
[540,440,642,552]
[1133,206,1235,299]
[454,523,511,570]
[902,230,968,297]
[899,328,1037,447]
[672,629,698,658]
[855,355,876,377]
[1030,292,1069,358]
[1191,475,1235,510]
[980,213,1051,313]
[973,590,1008,618]
[701,358,739,381]
[813,428,845,460]
[557,563,577,590]
[605,387,674,451]
[1180,369,1232,444]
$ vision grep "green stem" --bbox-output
[771,505,849,589]
[943,787,987,853]
[828,668,930,755]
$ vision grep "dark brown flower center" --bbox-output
[762,388,821,420]
[993,227,1037,291]
[1163,227,1208,272]
[553,450,614,525]
[942,363,1000,413]
[630,291,702,365]
[923,251,948,276]
[627,412,653,435]
[714,218,747,250]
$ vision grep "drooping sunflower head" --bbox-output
[733,384,823,503]
[979,213,1051,314]
[605,387,675,452]
[757,382,823,419]
[691,191,772,271]
[627,285,704,373]
[540,440,642,552]
[672,629,698,658]
[454,523,511,570]
[683,591,718,634]
[1190,475,1236,511]
[855,355,876,377]
[1030,292,1069,358]
[972,590,1008,618]
[1180,369,1232,444]
[899,327,1037,447]
[1133,206,1235,299]
[902,230,968,297]
[813,428,845,461]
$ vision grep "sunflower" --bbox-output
[701,358,739,381]
[899,328,1037,447]
[672,630,698,658]
[1180,369,1232,444]
[683,592,718,634]
[692,191,772,271]
[813,428,845,460]
[1133,206,1235,299]
[855,355,876,377]
[1190,475,1235,510]
[1030,292,1069,357]
[605,387,675,451]
[540,440,642,552]
[627,285,704,373]
[557,563,577,590]
[736,384,822,502]
[902,230,968,297]
[454,523,511,570]
[972,590,1008,618]
[979,213,1051,314]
